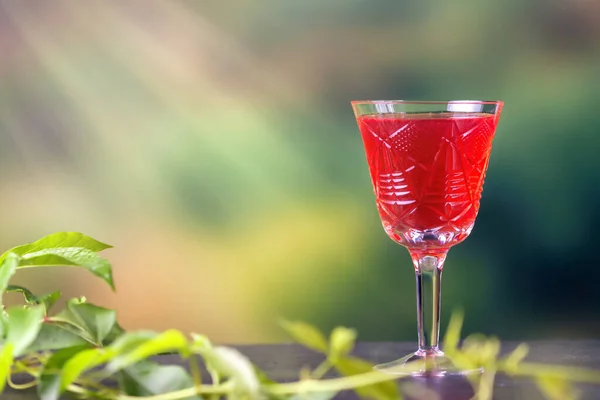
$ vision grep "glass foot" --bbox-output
[374,349,482,376]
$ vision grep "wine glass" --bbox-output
[352,100,503,375]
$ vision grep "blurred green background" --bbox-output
[1,0,599,343]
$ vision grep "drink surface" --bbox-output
[357,112,499,249]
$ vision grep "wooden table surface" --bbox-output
[5,341,600,399]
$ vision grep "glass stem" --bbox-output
[410,251,447,353]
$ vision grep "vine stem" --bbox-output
[311,360,332,379]
[265,370,408,395]
[477,367,497,400]
[94,370,403,400]
[512,363,600,383]
[189,355,202,388]
[113,383,233,400]
[7,377,37,390]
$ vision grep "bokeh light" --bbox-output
[1,0,599,343]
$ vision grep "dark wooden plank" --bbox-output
[6,341,600,399]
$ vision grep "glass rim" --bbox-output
[351,100,503,106]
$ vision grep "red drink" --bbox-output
[357,112,499,250]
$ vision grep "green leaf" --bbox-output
[500,343,530,374]
[26,323,91,353]
[191,334,221,385]
[60,348,112,392]
[462,335,500,366]
[107,330,189,373]
[335,357,400,400]
[442,310,464,356]
[102,321,126,345]
[5,305,45,356]
[108,331,158,354]
[19,247,115,290]
[40,318,96,347]
[55,299,117,344]
[38,345,91,400]
[39,291,62,314]
[6,285,61,314]
[0,253,19,309]
[0,232,114,289]
[0,253,19,337]
[280,320,329,353]
[118,360,201,399]
[328,327,356,363]
[0,232,111,262]
[0,344,14,394]
[536,376,580,400]
[203,346,260,396]
[190,333,212,352]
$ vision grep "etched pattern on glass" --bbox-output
[360,116,495,248]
